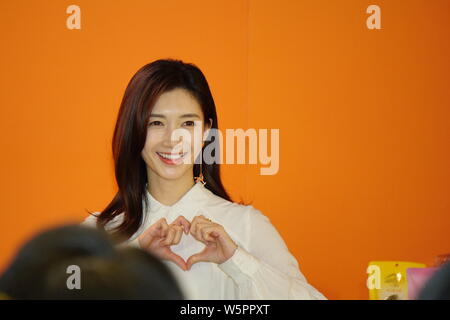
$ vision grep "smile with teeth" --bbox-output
[156,152,187,160]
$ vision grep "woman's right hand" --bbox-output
[138,216,190,271]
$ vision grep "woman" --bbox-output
[83,59,326,299]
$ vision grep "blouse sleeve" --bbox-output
[80,213,140,249]
[217,206,327,300]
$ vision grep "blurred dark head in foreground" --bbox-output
[0,225,184,299]
[417,261,450,300]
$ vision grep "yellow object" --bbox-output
[0,291,10,300]
[367,261,426,300]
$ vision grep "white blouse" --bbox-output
[82,181,327,300]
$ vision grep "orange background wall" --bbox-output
[1,0,449,299]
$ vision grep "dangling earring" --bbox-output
[194,162,206,186]
[195,141,206,186]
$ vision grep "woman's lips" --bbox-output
[156,152,188,165]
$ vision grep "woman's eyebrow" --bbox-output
[149,113,201,119]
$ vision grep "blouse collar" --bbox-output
[144,181,209,214]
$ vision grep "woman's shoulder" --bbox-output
[203,189,269,224]
[81,212,99,227]
[81,212,124,231]
[203,194,274,248]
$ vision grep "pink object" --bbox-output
[407,267,439,300]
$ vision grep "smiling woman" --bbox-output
[141,88,210,185]
[81,59,326,300]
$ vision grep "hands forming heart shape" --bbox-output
[137,215,238,271]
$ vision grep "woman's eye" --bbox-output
[183,121,195,127]
[148,121,163,127]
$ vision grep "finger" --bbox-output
[160,227,176,246]
[194,223,210,242]
[157,218,170,238]
[201,226,219,243]
[138,232,152,249]
[172,225,184,245]
[138,226,155,248]
[166,251,188,271]
[200,225,223,245]
[186,250,208,270]
[198,215,213,224]
[173,215,191,235]
[189,216,201,237]
[138,218,168,248]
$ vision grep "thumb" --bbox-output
[166,251,188,271]
[186,251,209,270]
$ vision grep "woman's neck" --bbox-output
[147,173,195,207]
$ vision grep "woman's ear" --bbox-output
[207,118,213,130]
[204,118,213,134]
[203,118,213,145]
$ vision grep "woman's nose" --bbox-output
[161,126,184,147]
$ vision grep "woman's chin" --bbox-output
[154,166,191,181]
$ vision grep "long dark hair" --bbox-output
[94,59,231,242]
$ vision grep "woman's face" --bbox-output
[141,88,210,183]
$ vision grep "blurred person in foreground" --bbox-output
[0,225,183,299]
[417,261,450,300]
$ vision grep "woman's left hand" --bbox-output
[186,215,238,270]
